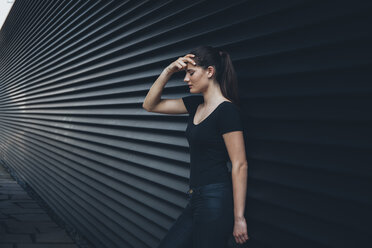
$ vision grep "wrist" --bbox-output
[163,67,174,75]
[234,216,245,222]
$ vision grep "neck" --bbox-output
[201,81,224,106]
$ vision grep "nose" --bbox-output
[184,74,189,82]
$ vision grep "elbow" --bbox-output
[142,102,151,112]
[143,99,160,112]
[232,161,248,170]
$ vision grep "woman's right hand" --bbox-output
[165,54,196,74]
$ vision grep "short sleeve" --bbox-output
[182,95,203,114]
[218,103,244,135]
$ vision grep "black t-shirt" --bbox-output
[182,95,244,188]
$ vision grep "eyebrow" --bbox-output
[187,69,195,72]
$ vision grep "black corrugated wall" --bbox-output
[1,0,371,247]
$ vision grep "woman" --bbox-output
[143,45,249,248]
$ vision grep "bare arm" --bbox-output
[222,130,250,244]
[142,67,174,111]
[142,54,196,114]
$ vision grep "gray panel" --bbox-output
[1,0,371,247]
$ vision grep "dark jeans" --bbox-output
[157,182,234,248]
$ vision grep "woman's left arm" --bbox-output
[222,130,249,244]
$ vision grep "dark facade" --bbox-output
[1,0,371,247]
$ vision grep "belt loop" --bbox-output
[186,188,193,199]
[186,188,193,195]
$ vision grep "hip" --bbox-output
[186,181,233,201]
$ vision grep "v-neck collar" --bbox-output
[192,101,230,126]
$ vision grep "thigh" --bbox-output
[157,202,193,248]
[192,186,234,248]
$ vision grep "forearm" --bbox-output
[143,68,173,111]
[231,162,248,220]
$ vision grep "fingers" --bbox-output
[186,57,196,65]
[234,232,249,244]
[244,233,250,240]
[175,61,183,69]
[171,54,196,72]
[235,237,249,244]
[180,56,195,65]
[176,56,196,70]
[183,54,196,65]
[176,60,186,68]
[180,57,196,66]
[235,236,244,244]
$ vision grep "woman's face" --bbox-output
[184,63,214,93]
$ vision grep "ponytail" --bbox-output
[218,50,240,106]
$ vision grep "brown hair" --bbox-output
[189,45,240,106]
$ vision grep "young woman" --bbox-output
[143,45,249,248]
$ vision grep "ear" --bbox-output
[207,66,216,79]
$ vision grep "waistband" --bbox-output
[186,181,232,196]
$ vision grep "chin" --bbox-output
[189,88,199,93]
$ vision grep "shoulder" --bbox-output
[182,95,204,114]
[217,102,243,124]
[217,102,244,135]
[219,101,241,114]
[182,94,203,103]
